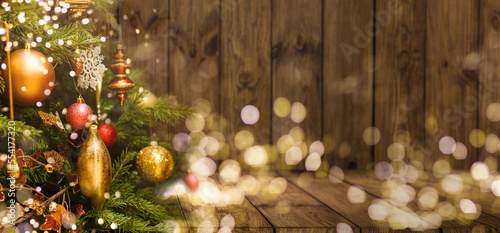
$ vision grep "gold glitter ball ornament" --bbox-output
[136,141,174,183]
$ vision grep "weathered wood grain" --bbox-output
[343,171,500,229]
[177,193,273,232]
[220,0,271,161]
[272,0,322,169]
[478,0,500,162]
[94,0,118,57]
[119,0,169,138]
[282,172,390,229]
[420,171,500,220]
[324,0,373,170]
[169,0,220,132]
[374,0,426,165]
[246,180,358,231]
[425,0,479,170]
[120,0,169,95]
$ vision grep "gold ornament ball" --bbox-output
[139,89,157,108]
[136,141,174,183]
[2,49,56,106]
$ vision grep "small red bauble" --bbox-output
[184,173,198,191]
[66,98,92,130]
[97,122,118,147]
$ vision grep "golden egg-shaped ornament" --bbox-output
[2,49,55,106]
[77,124,112,209]
[136,141,174,183]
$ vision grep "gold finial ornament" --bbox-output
[57,0,93,12]
[107,44,135,106]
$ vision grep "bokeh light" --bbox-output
[439,136,455,154]
[241,105,260,125]
[234,130,254,150]
[347,186,366,204]
[362,127,381,146]
[309,140,324,156]
[486,103,500,122]
[469,129,486,148]
[273,97,291,117]
[328,166,344,184]
[244,146,268,167]
[470,162,489,180]
[432,160,451,178]
[452,142,468,160]
[375,161,394,180]
[442,174,463,194]
[290,102,307,123]
[305,152,321,171]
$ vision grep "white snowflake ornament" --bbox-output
[77,46,107,90]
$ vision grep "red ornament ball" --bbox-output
[66,98,92,130]
[184,173,198,191]
[97,122,118,147]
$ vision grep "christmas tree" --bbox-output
[0,0,191,232]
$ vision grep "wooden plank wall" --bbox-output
[119,0,498,171]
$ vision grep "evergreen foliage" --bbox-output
[0,1,190,232]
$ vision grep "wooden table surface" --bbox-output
[175,171,500,232]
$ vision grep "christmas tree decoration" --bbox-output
[76,46,106,91]
[66,97,93,130]
[44,150,66,171]
[23,194,46,215]
[17,147,42,168]
[97,122,118,147]
[136,141,174,183]
[39,203,67,231]
[0,184,4,202]
[7,150,23,180]
[108,44,135,106]
[184,173,199,191]
[71,57,83,76]
[77,124,112,209]
[0,1,191,232]
[61,0,93,11]
[67,129,85,147]
[139,89,158,108]
[1,49,56,106]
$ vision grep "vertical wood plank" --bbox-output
[272,0,322,169]
[324,0,373,169]
[94,1,118,57]
[425,0,479,170]
[169,0,220,131]
[119,0,169,138]
[374,1,426,164]
[478,0,500,162]
[120,0,169,96]
[220,0,272,160]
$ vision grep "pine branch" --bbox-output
[105,195,172,222]
[82,208,171,233]
[0,114,42,141]
[110,150,136,187]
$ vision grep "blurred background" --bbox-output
[110,0,499,172]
